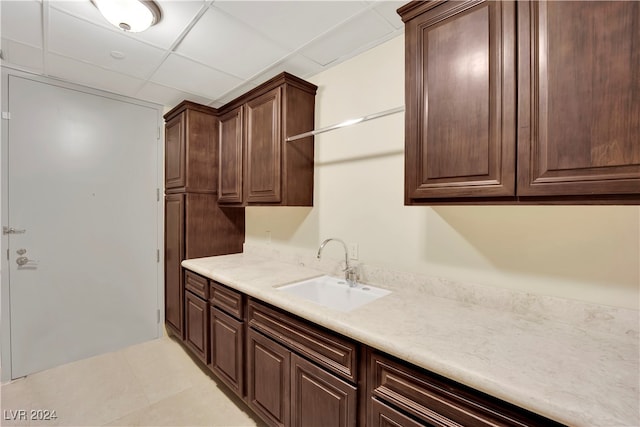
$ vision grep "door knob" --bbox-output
[16,256,38,267]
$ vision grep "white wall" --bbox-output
[246,35,640,310]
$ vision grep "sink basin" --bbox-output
[277,275,391,312]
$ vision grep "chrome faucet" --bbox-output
[317,238,358,287]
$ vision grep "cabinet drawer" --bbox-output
[209,281,243,319]
[370,352,563,427]
[185,270,209,300]
[370,398,426,427]
[248,299,357,383]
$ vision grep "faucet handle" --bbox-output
[345,265,359,286]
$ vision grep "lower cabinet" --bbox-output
[247,299,359,427]
[247,328,358,427]
[178,269,566,427]
[184,290,209,364]
[210,306,244,397]
[291,353,357,427]
[368,351,564,427]
[209,279,246,398]
[247,328,291,427]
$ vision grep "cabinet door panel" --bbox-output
[184,109,218,193]
[184,291,208,364]
[219,107,244,204]
[405,0,516,200]
[518,1,640,196]
[246,88,282,203]
[164,194,184,337]
[165,114,185,190]
[184,193,245,259]
[291,354,356,427]
[210,307,244,397]
[247,328,290,427]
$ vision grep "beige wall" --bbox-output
[246,35,640,310]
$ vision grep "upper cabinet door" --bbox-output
[218,106,244,204]
[164,102,219,194]
[402,1,517,202]
[518,1,640,197]
[245,87,283,204]
[165,113,186,190]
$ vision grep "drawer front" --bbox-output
[370,398,429,427]
[210,281,243,319]
[248,299,357,383]
[370,352,562,427]
[185,270,208,300]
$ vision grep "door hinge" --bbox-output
[157,309,161,324]
[157,188,160,202]
[6,249,9,261]
[157,249,160,263]
[2,112,10,120]
[157,127,161,140]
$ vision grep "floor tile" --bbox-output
[119,337,209,404]
[104,380,263,427]
[25,351,150,426]
[1,377,33,427]
[1,337,265,427]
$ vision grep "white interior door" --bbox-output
[4,74,161,379]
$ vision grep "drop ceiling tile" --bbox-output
[49,0,207,50]
[150,53,243,101]
[48,8,166,79]
[46,53,145,97]
[176,6,288,80]
[250,54,324,87]
[135,81,214,108]
[213,1,368,51]
[300,10,395,66]
[214,81,259,107]
[370,0,405,29]
[1,38,44,73]
[1,0,43,48]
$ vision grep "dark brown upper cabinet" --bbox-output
[164,101,219,194]
[218,106,244,204]
[517,1,640,199]
[400,0,517,201]
[399,0,640,204]
[217,72,317,206]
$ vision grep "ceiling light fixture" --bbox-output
[92,0,162,33]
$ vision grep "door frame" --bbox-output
[0,67,165,382]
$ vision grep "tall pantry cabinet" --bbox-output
[164,101,245,339]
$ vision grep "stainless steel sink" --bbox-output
[277,275,391,312]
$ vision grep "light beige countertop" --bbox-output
[182,252,639,427]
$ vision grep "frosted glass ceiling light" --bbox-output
[92,0,161,32]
